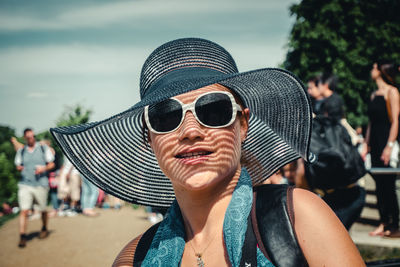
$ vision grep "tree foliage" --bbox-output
[56,104,92,127]
[0,126,19,204]
[284,0,400,126]
[39,104,93,169]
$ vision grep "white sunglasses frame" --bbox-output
[144,91,242,134]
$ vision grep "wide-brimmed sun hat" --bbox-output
[51,38,314,207]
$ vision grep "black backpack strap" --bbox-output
[133,222,161,267]
[251,190,271,262]
[20,146,26,166]
[239,214,258,266]
[253,184,307,267]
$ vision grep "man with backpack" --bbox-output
[14,128,55,248]
[304,73,367,230]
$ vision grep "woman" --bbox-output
[362,62,400,238]
[51,38,364,266]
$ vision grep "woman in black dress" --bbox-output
[363,62,400,237]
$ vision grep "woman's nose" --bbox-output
[178,111,206,141]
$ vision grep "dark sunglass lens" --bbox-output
[148,99,182,132]
[195,93,233,127]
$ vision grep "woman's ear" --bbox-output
[240,108,250,143]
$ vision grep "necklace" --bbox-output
[187,227,218,267]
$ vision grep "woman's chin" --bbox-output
[178,170,221,191]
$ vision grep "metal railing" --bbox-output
[368,168,400,176]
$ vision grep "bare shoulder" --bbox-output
[388,86,400,99]
[112,234,143,267]
[292,188,365,267]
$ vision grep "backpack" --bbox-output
[305,116,366,190]
[20,144,47,166]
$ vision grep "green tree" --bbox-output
[56,104,92,127]
[0,126,19,204]
[284,0,400,126]
[48,104,92,167]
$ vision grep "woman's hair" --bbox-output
[377,61,399,87]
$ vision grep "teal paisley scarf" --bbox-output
[142,168,274,267]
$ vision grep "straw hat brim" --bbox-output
[51,67,313,207]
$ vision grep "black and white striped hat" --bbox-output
[50,38,314,207]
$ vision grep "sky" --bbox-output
[0,0,299,136]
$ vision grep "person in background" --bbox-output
[362,61,400,238]
[102,194,123,210]
[11,137,60,218]
[263,169,288,185]
[145,206,165,225]
[57,157,81,217]
[81,176,99,217]
[41,139,60,218]
[0,202,13,217]
[318,72,361,145]
[282,160,298,186]
[14,128,55,248]
[302,72,366,230]
[307,75,324,115]
[318,73,345,122]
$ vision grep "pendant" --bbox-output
[195,253,205,267]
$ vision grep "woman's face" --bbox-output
[371,63,380,80]
[148,84,249,192]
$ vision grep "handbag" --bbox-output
[389,140,399,168]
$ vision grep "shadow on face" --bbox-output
[147,84,249,195]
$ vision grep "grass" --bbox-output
[358,244,400,263]
[131,204,140,209]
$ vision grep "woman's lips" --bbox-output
[175,151,212,158]
[175,150,212,164]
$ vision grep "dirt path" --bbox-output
[0,206,152,267]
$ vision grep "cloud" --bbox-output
[0,39,287,87]
[0,0,293,31]
[0,44,147,82]
[26,92,49,99]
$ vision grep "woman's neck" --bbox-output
[176,166,242,241]
[376,77,391,92]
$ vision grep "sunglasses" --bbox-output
[144,91,243,134]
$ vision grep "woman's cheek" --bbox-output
[150,134,178,177]
[208,127,242,168]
